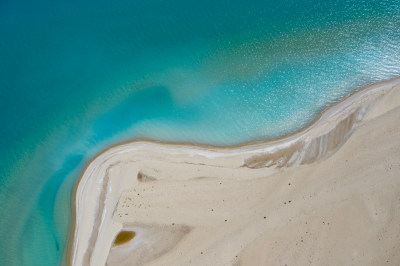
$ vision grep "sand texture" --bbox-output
[70,78,400,266]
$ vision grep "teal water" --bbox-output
[0,0,399,265]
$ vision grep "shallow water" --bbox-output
[0,0,399,265]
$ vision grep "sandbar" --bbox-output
[70,78,400,265]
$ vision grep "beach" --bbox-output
[70,78,400,266]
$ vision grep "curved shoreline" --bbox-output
[67,77,400,266]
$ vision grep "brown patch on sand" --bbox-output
[113,231,136,246]
[137,171,157,182]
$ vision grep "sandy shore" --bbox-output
[70,78,400,266]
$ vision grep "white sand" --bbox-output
[70,78,400,266]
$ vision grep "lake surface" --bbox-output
[0,0,399,265]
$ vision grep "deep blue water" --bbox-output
[0,0,399,265]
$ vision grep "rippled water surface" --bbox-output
[0,0,399,265]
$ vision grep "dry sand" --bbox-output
[70,78,400,266]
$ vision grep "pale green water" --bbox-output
[0,0,399,265]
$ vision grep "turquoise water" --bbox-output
[0,0,399,265]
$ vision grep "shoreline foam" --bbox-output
[68,77,400,265]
